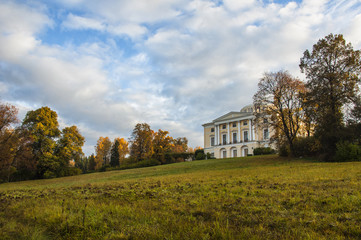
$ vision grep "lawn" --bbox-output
[1,155,361,239]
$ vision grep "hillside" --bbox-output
[1,155,361,239]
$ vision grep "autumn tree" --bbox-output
[129,123,154,162]
[22,106,61,178]
[95,136,112,169]
[110,138,129,167]
[172,137,188,153]
[0,102,19,181]
[153,129,173,163]
[55,126,85,176]
[253,71,306,156]
[300,33,361,159]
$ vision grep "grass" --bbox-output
[1,155,361,239]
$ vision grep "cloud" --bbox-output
[1,0,361,155]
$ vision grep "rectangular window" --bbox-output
[233,149,237,157]
[263,118,268,123]
[243,121,248,126]
[232,123,236,127]
[233,132,237,143]
[222,150,227,158]
[264,129,269,140]
[210,137,215,146]
[244,131,248,142]
[222,124,226,129]
[211,128,214,132]
[222,134,227,145]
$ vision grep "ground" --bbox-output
[1,155,361,239]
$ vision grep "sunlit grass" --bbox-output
[1,155,361,239]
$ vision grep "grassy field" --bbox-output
[1,155,361,239]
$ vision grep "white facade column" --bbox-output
[215,125,218,145]
[227,122,230,143]
[252,119,256,141]
[217,124,220,145]
[249,119,252,141]
[238,121,241,142]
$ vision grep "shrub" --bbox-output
[253,147,275,155]
[278,144,289,157]
[334,141,361,162]
[293,137,320,157]
[195,149,206,160]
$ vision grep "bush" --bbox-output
[195,149,206,160]
[278,144,289,157]
[253,147,275,156]
[293,137,320,157]
[334,141,361,162]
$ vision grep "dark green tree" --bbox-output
[110,139,120,167]
[300,33,361,160]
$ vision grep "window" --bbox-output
[263,118,268,123]
[222,124,226,129]
[244,148,248,156]
[222,150,227,158]
[243,121,248,126]
[233,149,237,157]
[210,137,215,146]
[264,129,269,140]
[222,134,227,145]
[232,123,236,127]
[233,132,237,143]
[211,128,214,132]
[244,131,248,142]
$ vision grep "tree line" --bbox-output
[253,33,361,161]
[75,123,193,173]
[0,104,193,182]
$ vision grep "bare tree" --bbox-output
[253,71,306,156]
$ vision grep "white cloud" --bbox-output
[1,0,361,155]
[62,14,105,31]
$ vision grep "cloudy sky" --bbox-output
[1,0,361,155]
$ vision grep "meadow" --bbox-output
[1,155,361,239]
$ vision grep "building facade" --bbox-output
[203,105,272,158]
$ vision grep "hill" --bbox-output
[1,155,361,239]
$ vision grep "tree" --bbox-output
[88,154,96,171]
[253,71,306,156]
[153,129,173,163]
[95,136,112,169]
[300,33,361,159]
[129,123,154,162]
[110,138,129,167]
[172,137,188,153]
[55,126,85,176]
[0,102,19,182]
[22,106,61,178]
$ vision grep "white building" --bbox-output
[202,105,272,158]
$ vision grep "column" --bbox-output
[249,119,252,141]
[215,125,218,145]
[217,124,220,145]
[238,120,241,142]
[227,122,230,143]
[252,119,256,141]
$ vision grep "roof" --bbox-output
[202,104,255,127]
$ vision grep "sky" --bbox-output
[1,0,361,155]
